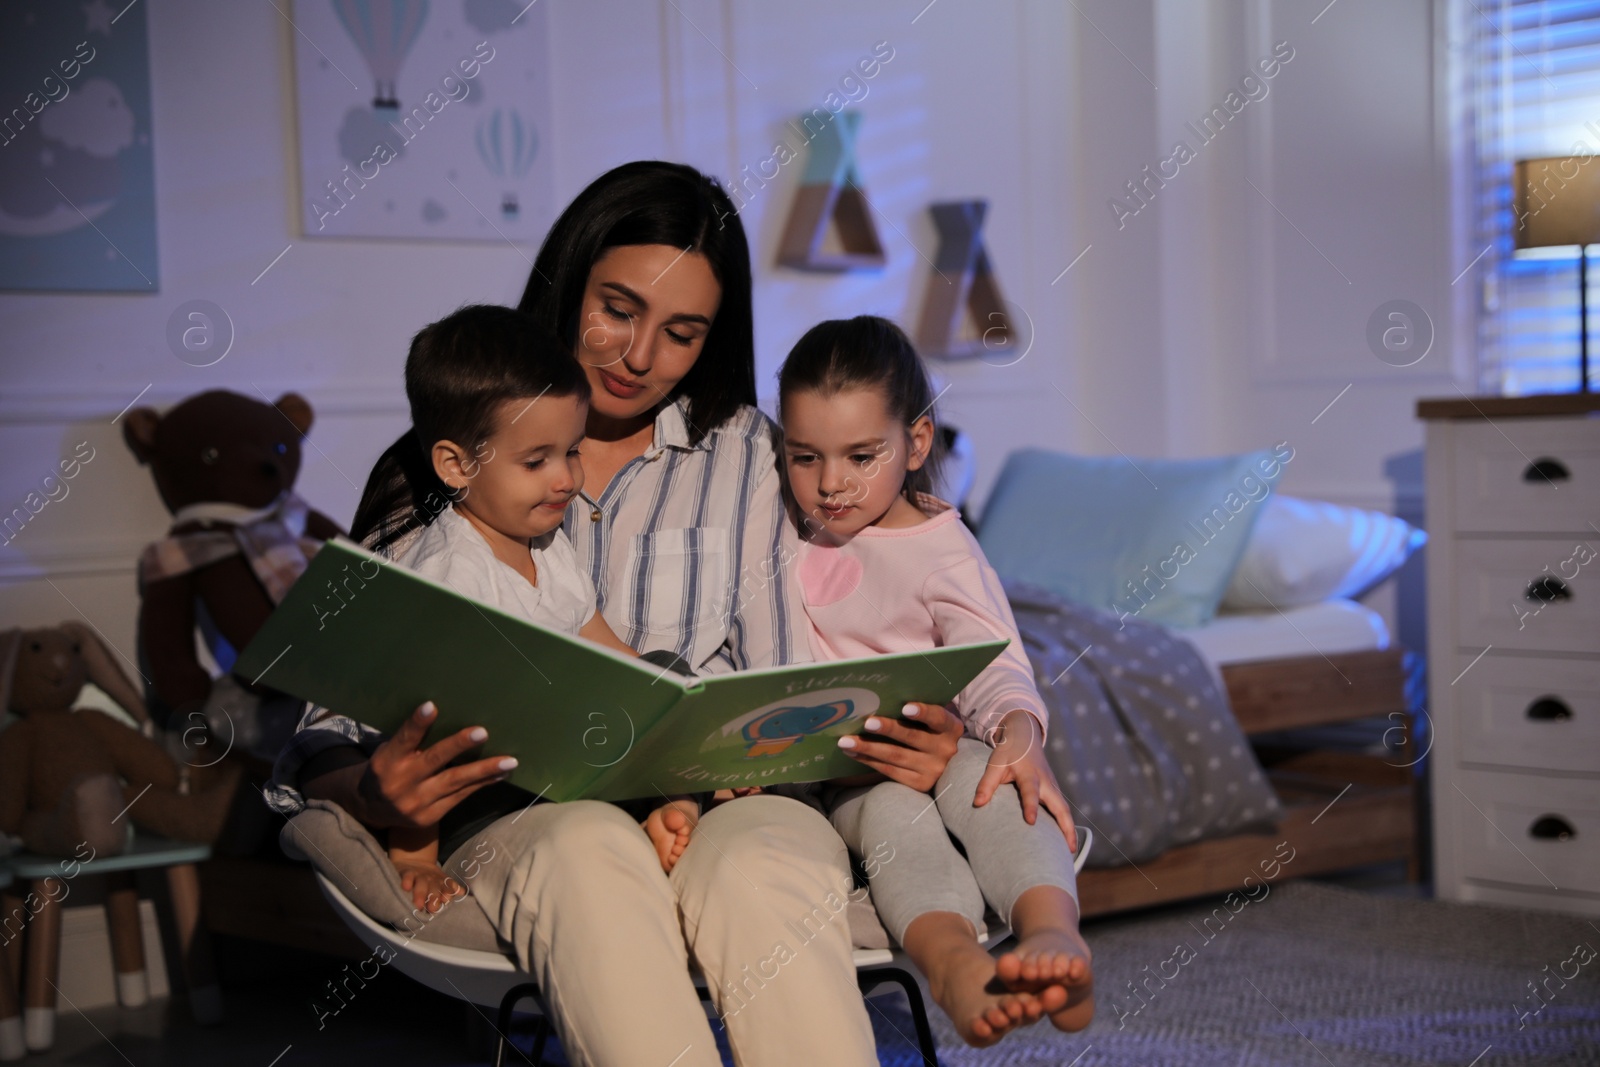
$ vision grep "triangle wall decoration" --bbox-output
[777,110,887,272]
[917,200,1014,360]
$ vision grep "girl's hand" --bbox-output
[395,862,466,913]
[974,709,1078,852]
[643,797,700,873]
[357,702,516,830]
[837,701,963,793]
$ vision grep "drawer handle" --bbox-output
[1526,697,1574,721]
[1522,457,1571,483]
[1525,576,1572,603]
[1529,815,1576,841]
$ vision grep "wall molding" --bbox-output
[0,538,146,583]
[0,381,408,426]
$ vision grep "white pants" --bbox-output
[468,795,878,1067]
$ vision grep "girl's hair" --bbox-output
[777,315,944,504]
[516,160,755,444]
[351,305,590,551]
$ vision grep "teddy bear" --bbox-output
[122,390,343,761]
[0,624,242,858]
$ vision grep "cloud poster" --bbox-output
[0,1,159,292]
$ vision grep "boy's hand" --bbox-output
[394,861,466,913]
[643,797,700,873]
[974,709,1078,852]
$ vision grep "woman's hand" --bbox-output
[837,701,963,793]
[394,862,466,913]
[973,709,1077,851]
[356,702,517,830]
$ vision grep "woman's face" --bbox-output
[574,244,722,426]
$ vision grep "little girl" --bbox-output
[361,304,698,912]
[778,316,1093,1047]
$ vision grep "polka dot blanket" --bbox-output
[1004,581,1281,866]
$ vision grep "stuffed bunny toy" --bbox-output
[0,624,241,858]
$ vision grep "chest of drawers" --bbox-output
[1419,394,1600,917]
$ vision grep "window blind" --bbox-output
[1473,0,1600,394]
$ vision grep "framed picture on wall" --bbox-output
[0,1,159,292]
[290,0,554,242]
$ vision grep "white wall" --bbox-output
[0,0,1464,659]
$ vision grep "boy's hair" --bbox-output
[777,315,944,504]
[351,305,590,551]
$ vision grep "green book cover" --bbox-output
[236,539,1006,802]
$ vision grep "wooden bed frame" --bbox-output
[1076,647,1423,917]
[196,647,1422,956]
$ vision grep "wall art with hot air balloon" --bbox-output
[290,0,553,241]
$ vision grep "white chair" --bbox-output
[312,826,1091,1066]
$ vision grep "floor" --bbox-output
[14,954,938,1066]
[9,863,1425,1066]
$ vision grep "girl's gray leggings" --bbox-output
[827,738,1079,945]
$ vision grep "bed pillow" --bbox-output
[1221,495,1426,610]
[978,446,1288,629]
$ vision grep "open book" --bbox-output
[236,539,1006,802]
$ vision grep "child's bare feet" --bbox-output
[934,940,1049,1043]
[394,862,466,913]
[902,912,1047,1047]
[927,938,1046,1045]
[643,798,698,872]
[994,885,1094,1031]
[996,927,1094,1031]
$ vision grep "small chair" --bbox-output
[296,801,1090,1067]
[1,834,220,1055]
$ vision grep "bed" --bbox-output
[970,449,1428,919]
[1074,598,1421,917]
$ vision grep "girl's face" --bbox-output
[433,394,589,541]
[781,385,933,545]
[574,244,722,427]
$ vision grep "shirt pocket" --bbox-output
[623,526,732,652]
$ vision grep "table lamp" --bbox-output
[1513,156,1600,392]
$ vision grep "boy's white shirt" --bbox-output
[397,504,597,635]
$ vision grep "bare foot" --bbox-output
[926,939,1047,1046]
[394,862,466,913]
[643,800,697,873]
[996,927,1094,1032]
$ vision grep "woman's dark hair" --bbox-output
[351,305,590,551]
[777,315,944,504]
[516,160,754,444]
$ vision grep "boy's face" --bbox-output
[780,385,924,545]
[436,394,588,541]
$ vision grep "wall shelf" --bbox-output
[777,110,887,272]
[917,199,1013,360]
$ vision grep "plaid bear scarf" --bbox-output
[138,492,322,603]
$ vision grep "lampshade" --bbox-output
[1513,156,1600,249]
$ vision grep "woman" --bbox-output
[267,162,966,1066]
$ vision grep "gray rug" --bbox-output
[894,881,1600,1067]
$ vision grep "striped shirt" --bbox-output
[264,398,805,814]
[567,398,804,675]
